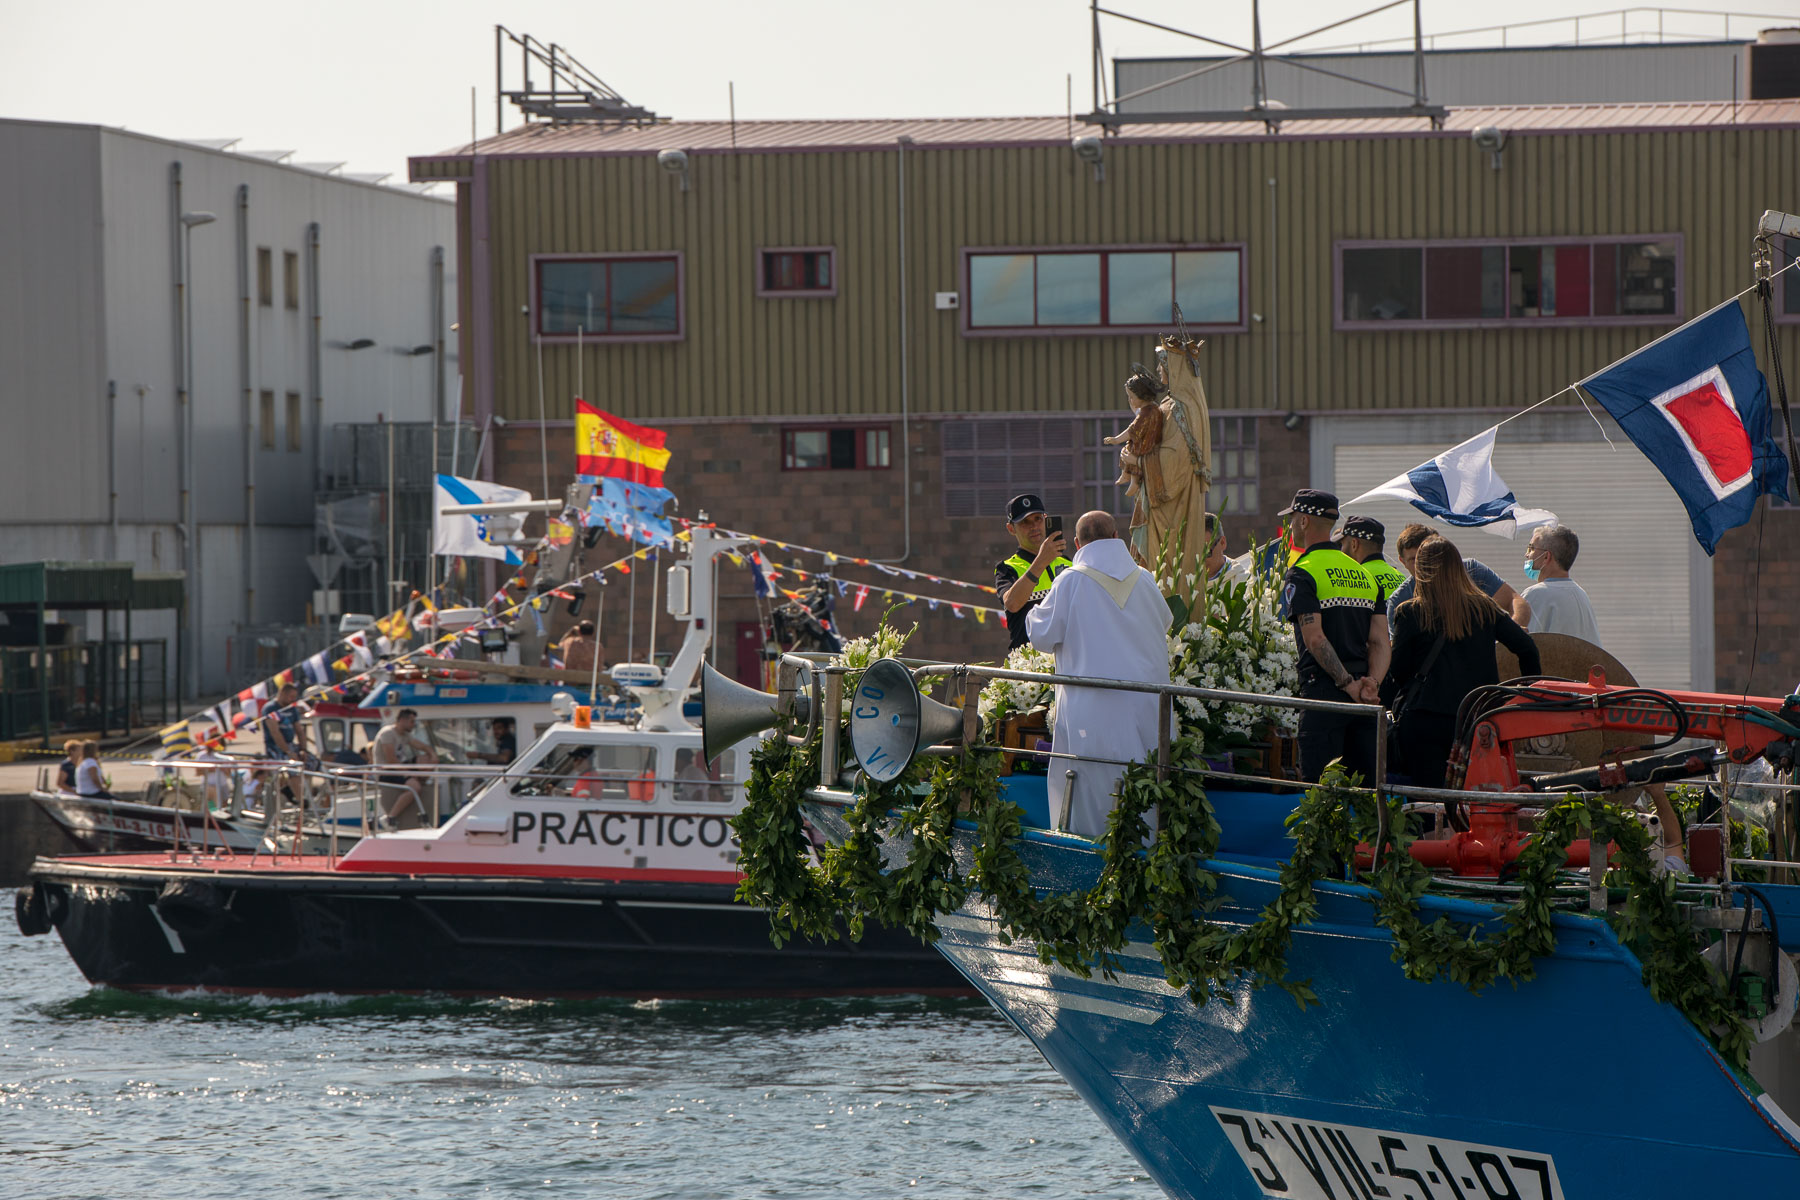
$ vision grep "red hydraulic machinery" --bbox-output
[1387,669,1800,878]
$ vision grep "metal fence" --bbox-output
[0,639,170,743]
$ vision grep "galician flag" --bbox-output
[1343,426,1556,537]
[433,474,529,565]
[576,400,670,486]
[1579,300,1791,555]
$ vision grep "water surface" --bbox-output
[0,925,1158,1198]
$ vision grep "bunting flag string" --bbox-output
[128,546,657,761]
[677,520,1001,600]
[739,556,1004,620]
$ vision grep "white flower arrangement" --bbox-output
[975,550,1300,754]
[975,643,1058,730]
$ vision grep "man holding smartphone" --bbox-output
[995,494,1073,651]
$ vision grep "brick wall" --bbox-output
[489,415,1309,684]
[1712,501,1800,695]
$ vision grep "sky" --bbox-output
[3,1,1792,184]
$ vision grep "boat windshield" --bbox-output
[513,742,658,800]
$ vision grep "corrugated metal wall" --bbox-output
[483,125,1800,423]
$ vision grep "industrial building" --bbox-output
[0,119,457,699]
[407,24,1800,697]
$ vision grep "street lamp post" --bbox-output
[179,210,215,698]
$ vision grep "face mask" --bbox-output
[1523,555,1542,582]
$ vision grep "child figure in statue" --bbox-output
[1103,368,1167,501]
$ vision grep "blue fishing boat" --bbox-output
[736,652,1800,1198]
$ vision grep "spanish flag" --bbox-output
[576,400,670,487]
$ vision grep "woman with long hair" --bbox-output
[1380,535,1541,789]
[74,740,116,800]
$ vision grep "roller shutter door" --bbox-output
[1331,438,1702,690]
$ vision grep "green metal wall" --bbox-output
[471,126,1800,423]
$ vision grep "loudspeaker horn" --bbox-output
[699,661,809,766]
[849,657,965,783]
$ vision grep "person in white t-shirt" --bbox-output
[1520,524,1602,646]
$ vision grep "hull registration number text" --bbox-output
[1210,1106,1563,1200]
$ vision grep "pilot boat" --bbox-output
[15,529,970,999]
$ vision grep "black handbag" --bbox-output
[1386,632,1448,769]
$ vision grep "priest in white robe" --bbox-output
[1024,511,1173,838]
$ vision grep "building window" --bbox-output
[1210,416,1258,516]
[283,251,300,310]
[963,246,1244,335]
[782,425,890,471]
[1336,237,1682,328]
[758,247,836,297]
[533,254,682,340]
[285,392,302,452]
[941,419,1079,519]
[257,248,273,307]
[1079,415,1258,518]
[259,390,275,449]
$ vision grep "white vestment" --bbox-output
[1024,538,1173,838]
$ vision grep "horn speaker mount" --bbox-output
[848,658,964,783]
[699,661,809,765]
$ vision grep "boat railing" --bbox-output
[778,653,1637,845]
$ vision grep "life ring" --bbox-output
[154,879,232,939]
[14,885,51,937]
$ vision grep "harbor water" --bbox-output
[0,923,1158,1199]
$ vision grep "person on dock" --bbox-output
[1024,510,1172,838]
[373,708,437,830]
[1391,523,1531,628]
[996,493,1072,652]
[1520,523,1602,646]
[1381,536,1541,790]
[1280,490,1389,783]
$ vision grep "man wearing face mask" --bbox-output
[1520,523,1602,645]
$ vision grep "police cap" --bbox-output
[1006,494,1047,523]
[1277,488,1339,519]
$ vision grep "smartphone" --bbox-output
[1046,515,1063,537]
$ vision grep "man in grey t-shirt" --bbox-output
[1391,523,1531,627]
[1520,524,1602,646]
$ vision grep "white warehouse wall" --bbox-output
[0,119,456,695]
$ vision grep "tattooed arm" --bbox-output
[1298,613,1355,693]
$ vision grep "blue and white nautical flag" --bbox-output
[1343,427,1556,537]
[433,474,529,565]
[1579,301,1791,555]
[584,476,677,549]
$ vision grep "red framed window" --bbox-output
[962,246,1244,335]
[533,254,682,340]
[782,425,891,471]
[1336,237,1681,329]
[758,248,836,298]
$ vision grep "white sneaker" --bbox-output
[375,815,394,833]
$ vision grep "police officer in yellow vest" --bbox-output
[1336,515,1408,599]
[996,493,1073,651]
[1279,490,1391,783]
